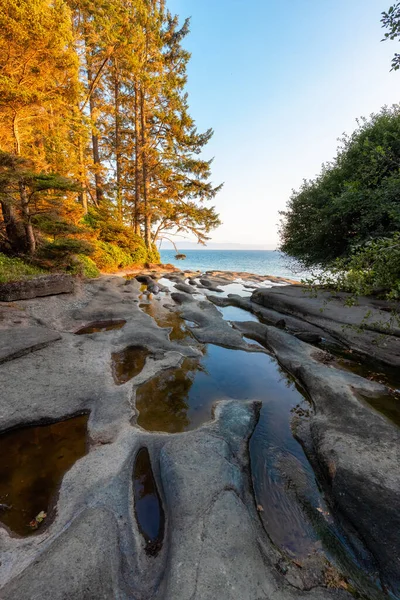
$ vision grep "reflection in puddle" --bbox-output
[217,282,253,297]
[133,448,164,555]
[157,277,178,293]
[355,390,400,428]
[0,415,89,536]
[135,343,322,557]
[139,302,192,343]
[217,305,259,323]
[75,320,126,335]
[335,356,400,392]
[318,341,400,392]
[136,358,198,432]
[111,346,149,385]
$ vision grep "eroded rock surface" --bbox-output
[0,326,61,364]
[0,271,397,599]
[0,274,74,302]
[252,285,400,368]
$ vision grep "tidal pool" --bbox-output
[133,448,164,555]
[139,301,193,343]
[135,344,324,557]
[111,346,150,385]
[355,390,400,428]
[0,414,89,536]
[216,304,259,323]
[75,320,126,335]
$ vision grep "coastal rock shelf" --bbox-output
[0,269,398,600]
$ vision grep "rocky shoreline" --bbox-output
[0,269,398,599]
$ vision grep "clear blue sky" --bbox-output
[166,0,400,249]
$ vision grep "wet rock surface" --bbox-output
[0,269,398,599]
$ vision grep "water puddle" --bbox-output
[135,344,322,555]
[75,320,126,335]
[314,339,400,395]
[355,390,400,428]
[133,448,164,555]
[334,354,400,392]
[111,346,150,385]
[194,280,252,298]
[0,414,89,536]
[157,277,178,293]
[217,281,253,297]
[139,302,192,343]
[217,305,259,323]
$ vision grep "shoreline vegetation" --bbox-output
[0,0,221,281]
[0,4,399,302]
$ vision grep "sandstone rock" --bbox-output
[0,326,61,364]
[0,274,74,302]
[252,286,400,367]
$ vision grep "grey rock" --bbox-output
[174,282,195,294]
[171,293,262,351]
[0,326,61,364]
[293,331,322,343]
[252,286,400,367]
[0,274,387,600]
[135,274,154,285]
[199,278,223,292]
[0,274,74,302]
[1,508,122,600]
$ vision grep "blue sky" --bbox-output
[167,0,400,249]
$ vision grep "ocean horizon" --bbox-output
[159,249,310,281]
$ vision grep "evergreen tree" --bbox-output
[0,0,221,263]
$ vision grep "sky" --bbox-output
[164,0,400,249]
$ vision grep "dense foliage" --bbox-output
[280,107,400,266]
[0,253,44,283]
[0,0,221,276]
[280,106,400,298]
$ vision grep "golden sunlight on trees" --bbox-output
[0,0,221,272]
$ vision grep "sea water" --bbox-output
[159,249,309,281]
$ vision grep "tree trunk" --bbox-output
[140,86,151,249]
[0,201,24,252]
[11,112,35,253]
[134,79,141,235]
[78,136,88,214]
[114,62,122,221]
[85,46,104,205]
[19,183,35,255]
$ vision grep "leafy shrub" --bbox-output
[92,241,134,271]
[39,238,94,260]
[0,253,45,283]
[305,234,400,300]
[280,106,400,267]
[98,221,145,253]
[69,254,100,278]
[147,244,161,263]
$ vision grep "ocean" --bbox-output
[159,249,309,281]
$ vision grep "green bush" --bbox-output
[0,253,45,283]
[280,107,400,267]
[39,238,94,260]
[147,244,161,263]
[92,241,133,271]
[69,254,100,278]
[306,234,400,300]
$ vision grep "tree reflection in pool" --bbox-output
[135,344,326,559]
